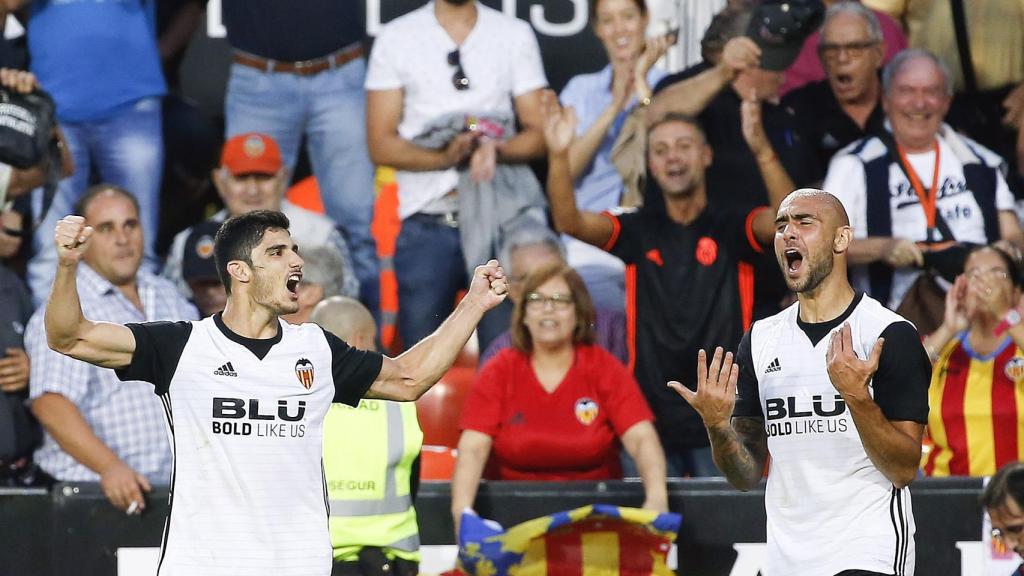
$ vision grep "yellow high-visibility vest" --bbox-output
[323,398,423,562]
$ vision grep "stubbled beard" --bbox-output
[789,252,834,294]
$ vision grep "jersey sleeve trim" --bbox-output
[745,206,768,254]
[115,321,194,396]
[601,210,621,252]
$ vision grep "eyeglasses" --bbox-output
[992,524,1024,542]
[966,267,1011,281]
[817,40,878,62]
[447,49,470,91]
[525,292,574,310]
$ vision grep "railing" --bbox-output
[0,477,989,575]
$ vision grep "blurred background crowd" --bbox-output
[1,0,1024,572]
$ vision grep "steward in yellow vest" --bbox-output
[312,297,424,576]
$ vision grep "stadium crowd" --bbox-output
[2,0,1024,573]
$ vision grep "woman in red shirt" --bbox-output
[450,263,667,532]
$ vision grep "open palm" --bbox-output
[542,91,577,155]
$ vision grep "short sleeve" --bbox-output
[732,330,763,419]
[459,353,508,437]
[593,350,654,437]
[364,26,404,91]
[823,153,868,236]
[602,209,642,264]
[323,329,384,407]
[115,321,194,395]
[510,22,548,97]
[872,321,930,423]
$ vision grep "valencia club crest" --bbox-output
[295,358,315,389]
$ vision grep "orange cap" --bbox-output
[220,133,283,176]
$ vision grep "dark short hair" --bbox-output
[74,184,140,219]
[981,461,1024,511]
[511,263,596,353]
[589,0,648,23]
[213,210,291,295]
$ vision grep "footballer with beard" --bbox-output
[673,189,930,576]
[44,209,509,576]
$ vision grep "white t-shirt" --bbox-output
[823,127,1014,308]
[365,2,548,219]
[735,293,930,576]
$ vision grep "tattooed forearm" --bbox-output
[707,416,768,491]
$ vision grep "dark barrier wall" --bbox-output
[0,478,988,575]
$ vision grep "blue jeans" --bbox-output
[225,59,379,313]
[28,97,163,303]
[393,214,510,353]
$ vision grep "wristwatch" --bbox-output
[995,308,1023,336]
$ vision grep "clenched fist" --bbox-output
[54,215,93,266]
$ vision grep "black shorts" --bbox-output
[834,571,893,576]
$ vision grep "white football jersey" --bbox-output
[117,314,381,576]
[735,293,930,576]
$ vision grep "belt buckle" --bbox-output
[441,212,458,228]
[293,59,317,75]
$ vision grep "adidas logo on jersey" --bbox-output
[765,358,781,374]
[214,362,238,377]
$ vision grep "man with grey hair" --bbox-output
[282,246,346,325]
[479,221,627,366]
[783,1,888,169]
[823,48,1023,323]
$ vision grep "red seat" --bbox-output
[417,364,475,448]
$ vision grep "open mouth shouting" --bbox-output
[286,272,302,299]
[783,248,805,278]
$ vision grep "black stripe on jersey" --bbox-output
[320,459,330,520]
[888,487,908,576]
[157,394,176,575]
[899,489,910,575]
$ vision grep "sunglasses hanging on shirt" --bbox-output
[447,49,470,91]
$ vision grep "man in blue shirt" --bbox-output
[16,0,166,303]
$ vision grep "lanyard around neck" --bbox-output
[896,140,942,239]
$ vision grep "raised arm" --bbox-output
[365,260,507,401]
[366,88,477,172]
[669,347,768,491]
[449,429,493,541]
[645,37,760,123]
[826,323,925,488]
[543,92,615,248]
[45,216,136,369]
[742,96,797,245]
[566,73,633,182]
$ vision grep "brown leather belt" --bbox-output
[232,45,364,76]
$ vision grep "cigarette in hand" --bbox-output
[126,501,139,516]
